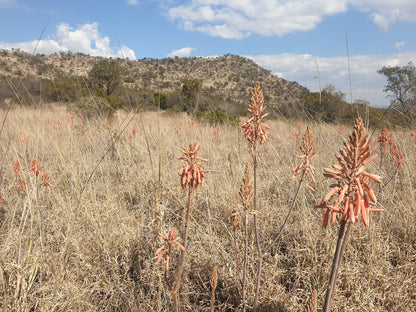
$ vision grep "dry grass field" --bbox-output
[0,105,415,311]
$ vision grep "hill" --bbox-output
[0,49,308,110]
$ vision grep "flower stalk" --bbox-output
[156,143,207,312]
[242,82,268,310]
[317,117,383,312]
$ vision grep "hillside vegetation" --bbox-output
[0,50,306,110]
[0,49,412,127]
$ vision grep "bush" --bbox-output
[42,78,83,103]
[68,95,116,119]
[89,59,122,96]
[194,108,239,126]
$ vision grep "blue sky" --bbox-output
[1,0,416,107]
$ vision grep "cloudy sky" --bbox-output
[1,0,416,107]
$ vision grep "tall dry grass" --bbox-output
[0,106,415,311]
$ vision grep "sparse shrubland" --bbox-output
[2,50,415,128]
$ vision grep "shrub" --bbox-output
[42,78,83,103]
[194,108,239,126]
[68,95,116,119]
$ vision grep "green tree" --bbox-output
[89,59,122,96]
[153,92,167,109]
[378,62,416,127]
[42,78,83,103]
[301,85,348,122]
[181,78,203,113]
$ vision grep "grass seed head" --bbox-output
[210,266,218,290]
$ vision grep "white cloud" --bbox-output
[371,12,391,31]
[164,0,416,39]
[118,45,136,59]
[395,41,405,50]
[350,1,416,31]
[0,0,16,8]
[0,22,136,59]
[247,51,416,107]
[167,47,195,57]
[126,0,140,6]
[167,0,343,38]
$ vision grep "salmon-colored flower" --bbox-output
[41,173,52,187]
[155,228,185,272]
[377,126,404,169]
[241,82,269,145]
[13,160,22,175]
[391,143,404,168]
[292,126,317,191]
[17,179,28,194]
[18,132,27,143]
[178,143,208,191]
[29,158,43,176]
[316,117,383,227]
[378,126,390,154]
[239,163,253,207]
[237,162,260,215]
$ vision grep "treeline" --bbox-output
[0,59,245,124]
[282,85,410,128]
